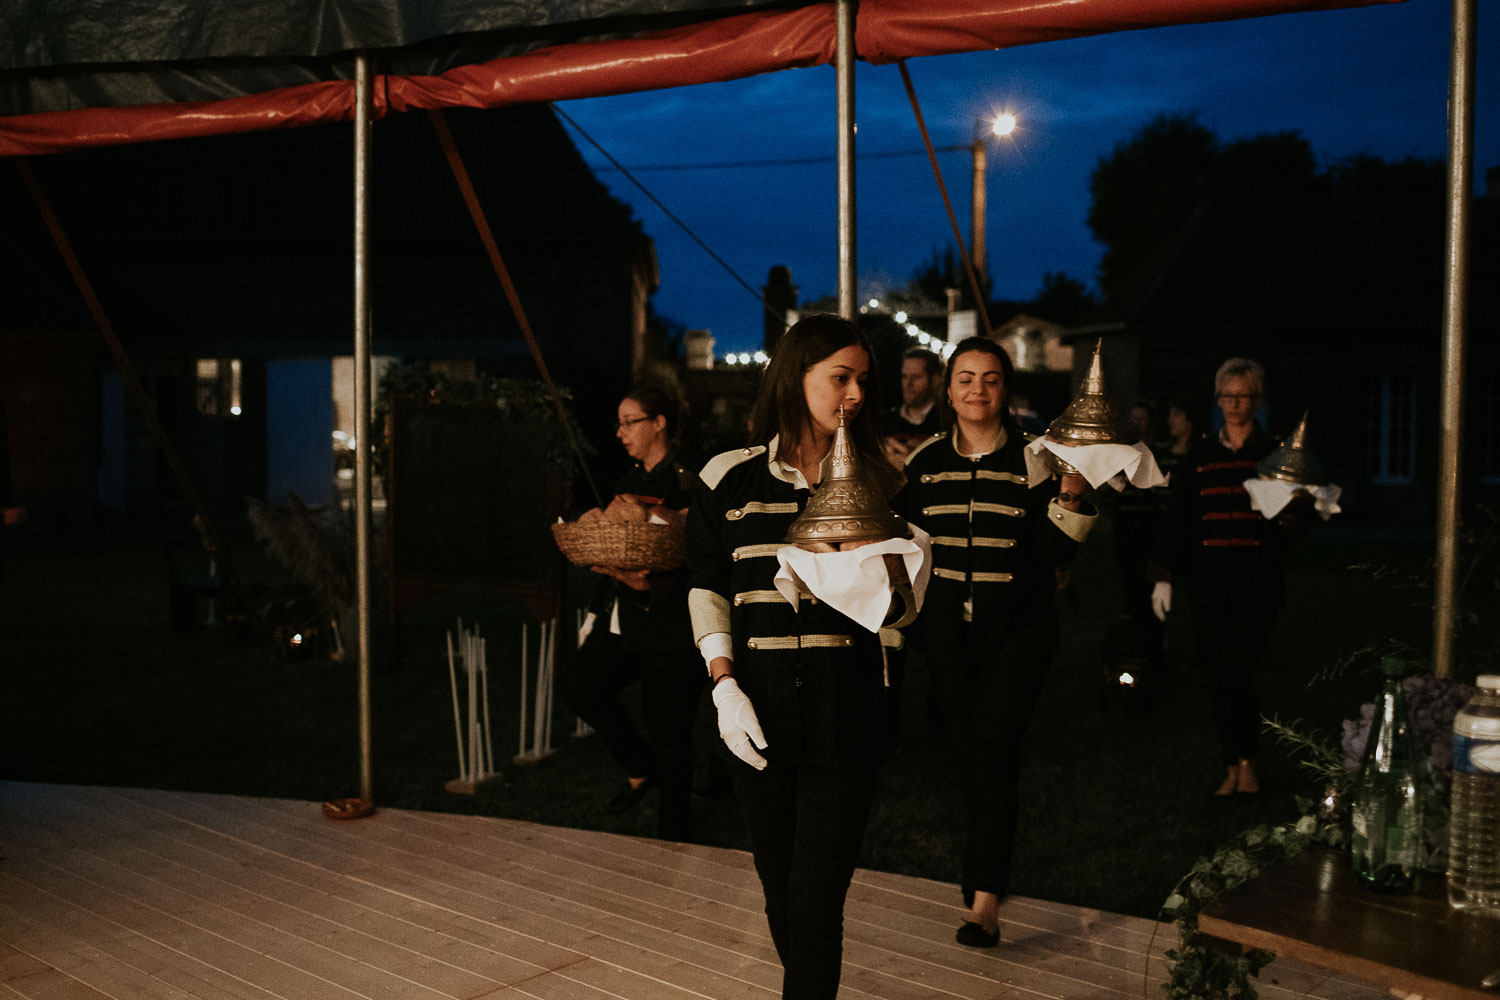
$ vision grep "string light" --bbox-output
[715,308,957,368]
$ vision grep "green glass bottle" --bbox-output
[1349,656,1422,892]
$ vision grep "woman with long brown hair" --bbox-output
[686,313,906,999]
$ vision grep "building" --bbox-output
[1,106,657,523]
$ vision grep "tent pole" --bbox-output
[836,0,856,320]
[353,52,375,797]
[1432,0,1475,680]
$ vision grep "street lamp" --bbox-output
[970,112,1018,296]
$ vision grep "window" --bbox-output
[195,358,242,417]
[1367,373,1415,484]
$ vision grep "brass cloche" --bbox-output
[785,407,908,548]
[1256,411,1326,486]
[1043,339,1138,473]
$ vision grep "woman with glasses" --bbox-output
[558,385,703,840]
[1149,358,1303,797]
[892,337,1095,948]
[686,313,907,999]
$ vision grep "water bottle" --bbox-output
[1448,674,1500,913]
[1349,656,1422,892]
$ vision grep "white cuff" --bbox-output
[1047,498,1097,543]
[698,632,734,673]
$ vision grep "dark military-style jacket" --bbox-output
[893,426,1095,664]
[686,438,901,769]
[1149,424,1293,609]
[593,448,698,654]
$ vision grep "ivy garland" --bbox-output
[1158,718,1351,1000]
[1159,807,1342,1000]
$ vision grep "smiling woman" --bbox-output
[893,335,1096,949]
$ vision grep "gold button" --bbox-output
[727,508,744,520]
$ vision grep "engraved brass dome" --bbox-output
[1256,411,1326,485]
[1043,340,1138,474]
[1045,339,1139,448]
[786,409,908,547]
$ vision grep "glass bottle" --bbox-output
[1349,656,1422,892]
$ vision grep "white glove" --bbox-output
[1151,581,1172,622]
[712,677,768,770]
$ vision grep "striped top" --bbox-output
[1150,424,1293,608]
[894,427,1095,663]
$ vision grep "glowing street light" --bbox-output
[973,110,1020,294]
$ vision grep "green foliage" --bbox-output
[1264,715,1352,795]
[373,362,591,476]
[1086,112,1441,299]
[1160,812,1340,1000]
[1160,719,1349,1000]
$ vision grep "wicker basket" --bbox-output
[550,520,685,572]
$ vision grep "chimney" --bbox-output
[684,329,716,371]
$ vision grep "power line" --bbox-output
[551,103,785,326]
[588,144,969,172]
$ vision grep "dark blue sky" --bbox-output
[560,1,1496,357]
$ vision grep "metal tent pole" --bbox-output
[1432,0,1475,680]
[836,0,856,320]
[970,138,987,292]
[353,52,375,795]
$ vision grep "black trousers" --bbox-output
[1190,600,1279,764]
[729,760,880,1000]
[558,629,704,839]
[933,650,1049,902]
[1113,511,1164,654]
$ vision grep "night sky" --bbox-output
[558,1,1497,356]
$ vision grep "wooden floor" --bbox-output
[0,782,1386,1000]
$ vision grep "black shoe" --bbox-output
[605,777,656,814]
[956,921,1000,948]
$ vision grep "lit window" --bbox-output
[195,359,242,417]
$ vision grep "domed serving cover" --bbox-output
[786,408,907,547]
[1045,339,1139,448]
[1256,411,1326,485]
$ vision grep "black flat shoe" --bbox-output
[956,921,1000,948]
[605,777,656,814]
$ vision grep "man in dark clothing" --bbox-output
[881,347,942,468]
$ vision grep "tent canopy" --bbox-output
[1,0,1398,156]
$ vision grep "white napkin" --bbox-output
[1023,437,1168,490]
[772,526,932,633]
[1242,478,1342,521]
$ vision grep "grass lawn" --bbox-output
[0,511,1439,922]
